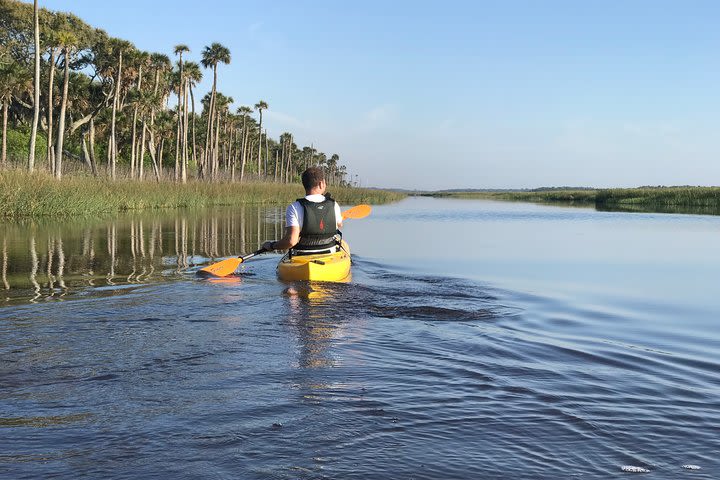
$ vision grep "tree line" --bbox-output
[0,0,350,186]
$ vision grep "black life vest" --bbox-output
[295,195,338,250]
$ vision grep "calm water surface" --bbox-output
[1,198,718,479]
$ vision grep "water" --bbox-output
[1,198,718,479]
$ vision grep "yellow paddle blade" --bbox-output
[198,257,242,277]
[342,204,372,220]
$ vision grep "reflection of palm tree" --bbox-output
[2,237,9,291]
[29,236,40,301]
[107,224,116,285]
[56,237,67,292]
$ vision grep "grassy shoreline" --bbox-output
[0,170,405,218]
[425,187,720,213]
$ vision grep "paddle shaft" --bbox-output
[238,248,267,263]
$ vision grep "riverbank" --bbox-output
[426,187,720,214]
[0,169,405,218]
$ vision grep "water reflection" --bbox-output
[285,282,350,370]
[0,206,284,304]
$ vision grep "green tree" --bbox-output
[53,29,79,179]
[0,63,31,165]
[183,61,202,176]
[237,105,252,182]
[200,42,230,180]
[108,39,134,179]
[173,44,189,182]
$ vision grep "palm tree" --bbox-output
[138,53,170,180]
[28,0,40,172]
[200,42,230,180]
[237,105,252,182]
[136,88,163,181]
[108,39,133,180]
[213,93,232,177]
[328,154,340,185]
[44,23,61,173]
[278,132,293,183]
[54,30,78,179]
[254,100,268,177]
[129,51,149,178]
[284,133,294,183]
[173,44,189,182]
[183,61,202,177]
[152,110,175,181]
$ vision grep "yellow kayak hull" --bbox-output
[277,241,351,282]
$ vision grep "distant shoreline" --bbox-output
[419,187,720,215]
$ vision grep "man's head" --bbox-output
[301,167,326,193]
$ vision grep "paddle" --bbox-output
[197,248,267,277]
[198,204,372,277]
[341,204,372,220]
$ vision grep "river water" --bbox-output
[1,197,718,479]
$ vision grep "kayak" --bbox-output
[277,241,351,282]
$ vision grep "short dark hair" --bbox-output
[301,167,325,191]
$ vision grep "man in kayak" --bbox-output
[262,166,343,254]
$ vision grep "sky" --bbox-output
[39,0,720,190]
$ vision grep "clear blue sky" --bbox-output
[41,0,720,189]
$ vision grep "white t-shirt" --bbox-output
[286,194,343,229]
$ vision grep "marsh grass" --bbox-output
[432,190,597,203]
[0,169,405,218]
[427,187,720,213]
[595,187,720,207]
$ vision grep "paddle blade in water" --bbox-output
[342,204,372,220]
[198,257,242,277]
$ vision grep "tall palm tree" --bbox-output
[44,23,61,173]
[108,39,133,180]
[54,30,78,179]
[139,53,170,180]
[213,93,232,177]
[183,61,202,177]
[136,88,163,182]
[237,105,252,182]
[328,153,340,186]
[129,51,149,178]
[28,0,40,172]
[173,44,189,182]
[152,110,175,181]
[254,100,268,177]
[284,133,294,183]
[278,132,292,183]
[200,42,230,180]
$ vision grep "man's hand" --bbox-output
[262,240,276,251]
